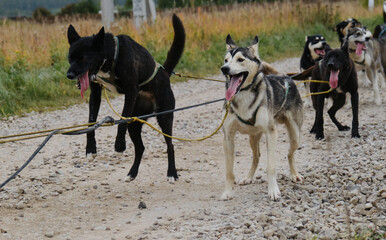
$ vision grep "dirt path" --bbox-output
[0,58,384,240]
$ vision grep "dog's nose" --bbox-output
[322,42,326,46]
[221,66,230,74]
[67,72,75,79]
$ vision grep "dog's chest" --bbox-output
[94,71,120,93]
[231,88,266,126]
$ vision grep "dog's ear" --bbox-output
[93,27,105,48]
[226,34,237,51]
[305,36,309,42]
[67,25,81,45]
[248,35,259,59]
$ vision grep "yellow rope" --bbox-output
[103,88,228,141]
[303,88,333,98]
[295,80,329,86]
[173,72,226,83]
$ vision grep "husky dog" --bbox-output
[66,14,185,181]
[346,27,386,105]
[300,35,330,106]
[335,18,362,46]
[309,41,360,140]
[220,35,304,200]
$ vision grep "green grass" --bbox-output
[0,14,383,117]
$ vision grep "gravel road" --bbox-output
[0,58,384,240]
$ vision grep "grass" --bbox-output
[0,1,384,117]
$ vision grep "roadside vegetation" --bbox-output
[0,1,383,117]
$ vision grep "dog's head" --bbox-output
[221,35,268,101]
[66,25,106,98]
[304,35,328,60]
[346,27,371,56]
[335,18,362,39]
[322,47,350,89]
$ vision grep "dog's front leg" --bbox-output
[350,91,360,138]
[115,93,137,153]
[221,121,236,200]
[86,82,102,158]
[315,94,325,140]
[239,133,261,185]
[266,126,280,200]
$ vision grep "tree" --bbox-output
[32,7,52,18]
[59,0,98,16]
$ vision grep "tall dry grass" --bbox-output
[0,0,383,116]
[0,1,382,67]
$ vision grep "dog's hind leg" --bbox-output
[266,126,280,200]
[327,94,350,132]
[350,91,360,138]
[284,119,303,183]
[366,67,381,105]
[86,82,102,158]
[156,112,178,182]
[125,121,145,182]
[221,120,237,200]
[239,133,262,186]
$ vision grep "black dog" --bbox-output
[66,14,185,181]
[309,42,360,140]
[335,18,362,46]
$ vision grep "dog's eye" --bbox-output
[237,58,244,63]
[224,59,228,63]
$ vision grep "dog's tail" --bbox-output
[163,14,186,76]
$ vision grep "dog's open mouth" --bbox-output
[225,72,248,101]
[77,71,89,99]
[354,41,367,56]
[314,47,325,56]
[329,69,340,89]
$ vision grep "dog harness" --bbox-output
[93,36,163,92]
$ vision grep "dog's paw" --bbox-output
[268,185,281,201]
[362,79,371,88]
[338,125,350,131]
[351,133,361,139]
[291,173,304,183]
[167,176,177,183]
[238,177,254,185]
[220,190,234,201]
[124,175,135,182]
[374,97,381,106]
[86,153,97,160]
[315,134,324,140]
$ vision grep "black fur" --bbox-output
[334,18,362,46]
[309,43,360,140]
[66,14,185,181]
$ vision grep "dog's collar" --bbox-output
[354,58,366,66]
[239,72,263,92]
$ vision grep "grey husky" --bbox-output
[346,27,386,105]
[220,35,304,200]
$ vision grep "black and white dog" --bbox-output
[220,35,304,200]
[300,35,330,106]
[66,14,185,181]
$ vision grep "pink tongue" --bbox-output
[356,42,364,56]
[225,75,242,101]
[79,71,89,99]
[329,70,339,89]
[315,49,325,55]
